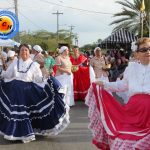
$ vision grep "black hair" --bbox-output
[19,44,29,50]
[73,46,79,48]
[18,44,30,54]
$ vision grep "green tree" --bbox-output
[18,30,74,51]
[80,43,97,52]
[110,0,150,36]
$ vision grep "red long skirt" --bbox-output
[85,83,150,150]
[73,66,90,101]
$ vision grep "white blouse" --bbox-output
[1,58,43,83]
[104,62,150,97]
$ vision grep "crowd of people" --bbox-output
[0,37,149,149]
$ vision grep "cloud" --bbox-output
[1,0,122,46]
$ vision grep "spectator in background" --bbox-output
[42,51,55,76]
[3,47,10,54]
[90,47,108,81]
[1,51,7,70]
[31,45,48,77]
[7,50,16,67]
[116,50,129,77]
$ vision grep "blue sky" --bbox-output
[1,0,122,46]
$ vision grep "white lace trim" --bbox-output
[0,105,70,143]
[34,104,70,136]
[0,131,35,142]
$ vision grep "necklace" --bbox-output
[17,59,33,73]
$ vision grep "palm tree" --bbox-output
[110,0,150,36]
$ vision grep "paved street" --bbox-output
[0,102,97,150]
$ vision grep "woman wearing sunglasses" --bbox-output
[86,37,150,149]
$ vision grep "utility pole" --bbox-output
[14,0,20,42]
[52,11,63,45]
[69,25,75,47]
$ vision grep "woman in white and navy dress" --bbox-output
[0,44,69,143]
[86,38,150,150]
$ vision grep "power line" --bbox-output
[5,0,45,31]
[40,0,113,15]
[19,11,45,30]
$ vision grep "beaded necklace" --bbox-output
[17,59,33,73]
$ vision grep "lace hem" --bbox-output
[0,105,70,143]
[34,104,70,136]
[0,131,35,142]
[85,85,150,150]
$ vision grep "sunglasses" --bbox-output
[137,47,150,53]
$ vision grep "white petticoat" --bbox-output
[55,73,75,106]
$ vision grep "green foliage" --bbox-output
[80,43,97,52]
[18,29,75,52]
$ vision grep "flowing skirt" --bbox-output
[73,66,91,101]
[0,77,70,142]
[85,83,150,150]
[55,73,74,106]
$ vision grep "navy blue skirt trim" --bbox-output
[0,77,70,142]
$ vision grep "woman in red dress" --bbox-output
[86,38,150,150]
[70,46,91,101]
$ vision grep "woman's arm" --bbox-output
[95,65,130,92]
[104,79,128,92]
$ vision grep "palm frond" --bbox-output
[116,0,139,11]
[111,17,131,25]
[111,0,149,36]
